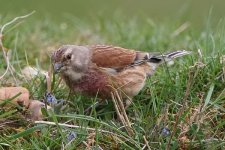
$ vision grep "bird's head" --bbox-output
[51,45,91,80]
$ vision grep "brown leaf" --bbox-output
[21,66,47,80]
[0,87,30,107]
[27,100,51,121]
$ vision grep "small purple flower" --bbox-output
[67,131,77,142]
[161,127,170,137]
[45,92,57,104]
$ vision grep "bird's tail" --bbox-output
[149,50,191,63]
[133,50,191,66]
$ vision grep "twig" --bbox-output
[111,91,134,136]
[35,120,128,140]
[0,11,35,81]
[143,135,151,150]
[111,93,127,128]
[0,11,35,33]
[115,91,132,129]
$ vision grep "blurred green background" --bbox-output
[0,0,224,27]
[0,0,224,66]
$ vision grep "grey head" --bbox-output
[51,45,92,80]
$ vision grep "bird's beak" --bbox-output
[53,63,63,73]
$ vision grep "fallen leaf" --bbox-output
[27,100,51,121]
[0,87,30,107]
[21,66,47,80]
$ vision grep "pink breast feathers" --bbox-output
[71,69,111,98]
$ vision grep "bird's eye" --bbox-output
[66,54,71,60]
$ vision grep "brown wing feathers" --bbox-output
[88,45,137,68]
[87,45,190,69]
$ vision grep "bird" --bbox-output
[51,45,190,107]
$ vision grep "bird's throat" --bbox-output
[62,69,84,82]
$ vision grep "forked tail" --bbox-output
[149,50,191,63]
[133,50,191,66]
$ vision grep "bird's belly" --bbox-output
[115,66,147,97]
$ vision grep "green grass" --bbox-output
[0,12,225,150]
